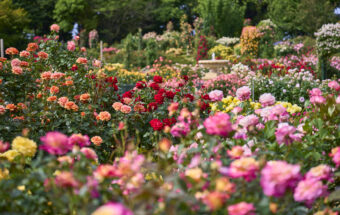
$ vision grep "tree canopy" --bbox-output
[0,0,339,47]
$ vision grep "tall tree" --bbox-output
[268,0,337,36]
[95,0,159,43]
[268,0,299,35]
[153,0,198,29]
[53,0,97,32]
[0,0,30,48]
[295,0,337,36]
[198,0,245,37]
[13,0,57,36]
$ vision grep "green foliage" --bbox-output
[95,0,158,43]
[0,0,30,48]
[295,0,337,36]
[268,0,337,36]
[53,0,96,32]
[268,0,299,35]
[13,0,57,36]
[153,0,198,28]
[257,19,276,58]
[197,0,245,37]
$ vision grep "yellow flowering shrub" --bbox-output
[12,136,37,157]
[208,45,236,61]
[0,149,20,162]
[165,48,183,56]
[103,64,146,84]
[211,96,302,115]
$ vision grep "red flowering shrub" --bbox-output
[149,119,163,131]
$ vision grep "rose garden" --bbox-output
[0,0,340,214]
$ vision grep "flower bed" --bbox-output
[0,25,339,214]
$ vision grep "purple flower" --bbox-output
[68,134,90,147]
[239,114,259,130]
[259,93,275,107]
[294,178,327,206]
[91,202,133,215]
[208,90,224,101]
[261,161,301,197]
[203,113,233,137]
[275,123,302,145]
[305,164,331,181]
[236,86,251,101]
[40,132,72,155]
[170,122,190,137]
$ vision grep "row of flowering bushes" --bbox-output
[0,24,339,214]
[0,84,339,214]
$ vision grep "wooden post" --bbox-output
[0,39,4,58]
[100,40,103,61]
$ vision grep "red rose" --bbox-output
[153,76,163,83]
[157,88,166,95]
[163,118,176,127]
[166,91,175,99]
[184,94,194,102]
[122,91,132,98]
[182,75,189,82]
[71,64,78,71]
[150,82,160,91]
[136,81,146,89]
[147,102,158,112]
[112,84,118,91]
[150,119,163,131]
[105,77,113,83]
[74,95,80,101]
[113,77,118,84]
[200,101,210,111]
[201,94,210,100]
[154,93,164,104]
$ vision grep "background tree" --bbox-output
[95,0,159,43]
[0,0,30,48]
[268,0,299,35]
[152,0,198,30]
[197,0,246,37]
[268,0,337,36]
[295,0,337,36]
[53,0,97,33]
[13,0,57,36]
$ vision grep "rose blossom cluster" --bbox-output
[203,112,233,137]
[40,131,92,155]
[275,123,302,145]
[236,86,251,101]
[309,88,326,105]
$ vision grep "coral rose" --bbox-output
[91,136,103,146]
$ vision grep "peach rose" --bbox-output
[120,105,131,114]
[91,136,103,146]
[112,102,123,111]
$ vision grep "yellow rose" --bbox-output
[0,150,20,162]
[0,168,9,180]
[185,167,203,182]
[12,136,37,157]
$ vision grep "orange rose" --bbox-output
[80,93,90,102]
[5,104,16,111]
[47,96,57,102]
[91,136,103,146]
